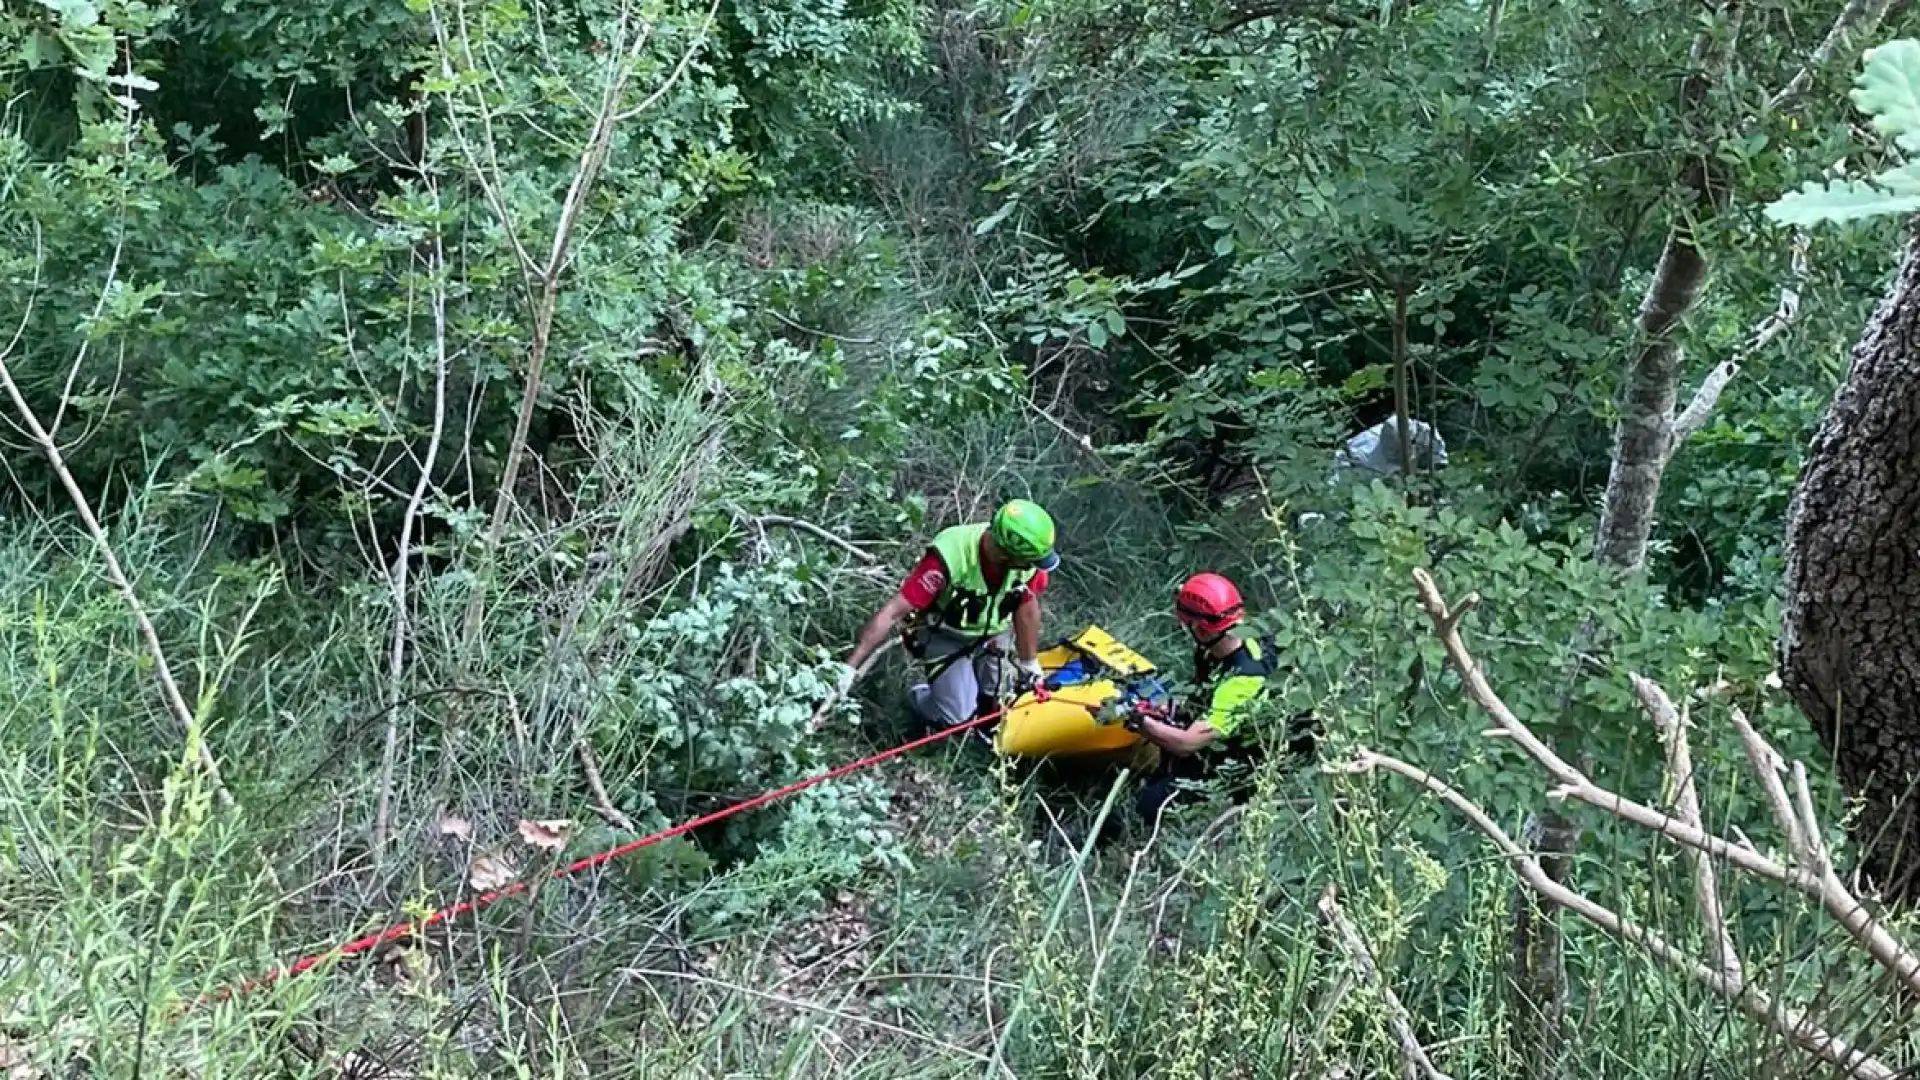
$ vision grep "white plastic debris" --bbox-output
[1334,418,1448,476]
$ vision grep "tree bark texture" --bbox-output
[1593,228,1710,569]
[1593,3,1741,571]
[1593,0,1892,570]
[1780,221,1920,899]
[1508,809,1578,1074]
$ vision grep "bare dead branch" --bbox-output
[1791,761,1832,872]
[374,192,454,852]
[1594,0,1879,570]
[748,513,877,564]
[613,0,720,122]
[1024,398,1101,461]
[433,2,538,277]
[1317,885,1455,1080]
[1637,675,1743,986]
[1415,570,1813,879]
[1439,592,1480,640]
[1769,0,1897,113]
[1729,705,1817,872]
[1335,751,1896,1080]
[455,0,721,646]
[425,0,726,794]
[48,231,125,444]
[1672,231,1810,445]
[1670,357,1736,444]
[1412,567,1920,999]
[0,248,232,806]
[576,738,636,833]
[0,233,37,366]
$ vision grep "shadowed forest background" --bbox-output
[7,0,1920,1075]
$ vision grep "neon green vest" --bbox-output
[1193,637,1275,742]
[928,523,1039,638]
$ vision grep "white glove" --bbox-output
[1013,657,1045,690]
[834,662,858,697]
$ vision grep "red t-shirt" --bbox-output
[899,542,1049,612]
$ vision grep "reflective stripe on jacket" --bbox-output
[926,523,1040,638]
[1191,637,1276,742]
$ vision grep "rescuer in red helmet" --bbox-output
[1125,571,1286,823]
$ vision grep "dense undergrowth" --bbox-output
[5,0,1920,1076]
[5,464,1913,1077]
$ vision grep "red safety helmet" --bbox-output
[1174,572,1244,636]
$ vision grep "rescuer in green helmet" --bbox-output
[840,499,1060,731]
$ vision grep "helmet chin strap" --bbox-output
[1185,621,1232,650]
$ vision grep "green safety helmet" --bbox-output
[990,499,1059,570]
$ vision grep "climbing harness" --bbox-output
[901,612,1021,725]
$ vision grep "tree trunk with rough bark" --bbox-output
[1593,228,1712,569]
[1592,0,1739,572]
[1779,220,1920,899]
[1509,808,1579,1075]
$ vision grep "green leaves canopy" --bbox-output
[1769,39,1920,225]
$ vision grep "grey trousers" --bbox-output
[908,625,1013,728]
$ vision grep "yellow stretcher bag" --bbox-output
[993,626,1171,758]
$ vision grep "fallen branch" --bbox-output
[750,513,876,564]
[1729,706,1817,875]
[1638,675,1742,986]
[1335,751,1895,1080]
[576,738,636,833]
[1316,885,1455,1080]
[1410,567,1920,997]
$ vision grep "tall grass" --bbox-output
[0,412,1914,1079]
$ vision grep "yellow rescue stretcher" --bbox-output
[992,626,1172,759]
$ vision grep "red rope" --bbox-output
[196,709,1000,1010]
